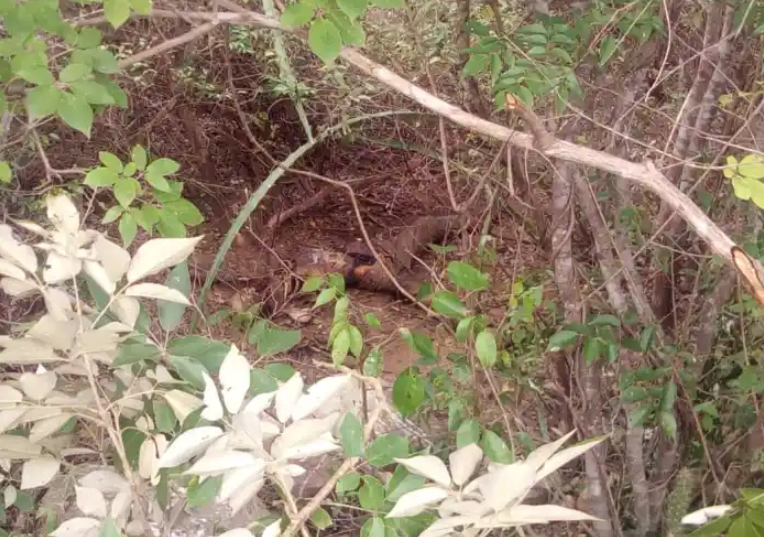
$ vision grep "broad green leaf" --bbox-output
[364,346,382,377]
[59,62,91,83]
[252,326,301,356]
[17,65,54,86]
[27,85,61,117]
[598,35,618,65]
[340,412,363,456]
[659,410,676,439]
[447,261,489,290]
[315,286,337,307]
[100,77,127,106]
[70,80,117,105]
[153,400,177,433]
[481,429,513,463]
[114,177,140,208]
[131,145,148,171]
[164,199,204,226]
[159,261,190,331]
[336,472,361,493]
[590,314,620,327]
[689,514,731,537]
[249,368,278,395]
[366,434,409,467]
[370,0,403,8]
[463,54,489,77]
[515,86,534,107]
[265,363,295,381]
[455,316,475,343]
[329,11,366,45]
[77,28,102,48]
[113,342,159,366]
[57,91,93,137]
[332,327,350,366]
[464,20,489,36]
[157,211,185,237]
[475,330,497,367]
[170,355,208,390]
[146,157,180,177]
[102,205,123,224]
[0,161,10,184]
[431,291,468,318]
[621,386,648,404]
[99,151,123,172]
[549,47,572,64]
[386,465,426,501]
[187,475,221,507]
[456,418,480,448]
[85,167,120,187]
[337,0,367,19]
[628,405,651,427]
[90,48,120,74]
[359,476,385,511]
[281,1,315,26]
[119,212,138,247]
[739,154,764,179]
[167,336,229,373]
[361,517,386,537]
[582,337,602,365]
[104,0,131,28]
[365,312,382,329]
[547,330,579,351]
[400,329,437,360]
[309,18,342,64]
[660,381,677,413]
[99,517,121,537]
[130,0,152,15]
[302,275,323,292]
[392,371,424,416]
[310,507,332,530]
[348,325,363,357]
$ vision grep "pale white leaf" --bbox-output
[79,469,129,495]
[386,486,450,518]
[43,287,73,321]
[0,224,37,273]
[164,390,202,423]
[449,443,483,486]
[241,391,276,415]
[227,477,264,516]
[263,519,282,537]
[46,195,80,236]
[3,484,16,508]
[1,277,38,297]
[395,455,452,488]
[274,414,338,455]
[0,338,59,365]
[111,489,133,525]
[139,437,157,479]
[75,486,107,517]
[219,464,267,501]
[19,369,57,400]
[479,461,537,512]
[228,414,264,452]
[50,517,101,537]
[483,504,600,525]
[275,372,304,423]
[201,372,223,422]
[73,328,120,356]
[20,456,59,489]
[27,314,78,351]
[127,236,203,283]
[93,234,130,283]
[0,385,22,409]
[0,409,25,433]
[42,251,82,284]
[681,505,732,526]
[125,282,190,304]
[0,259,25,280]
[437,498,487,518]
[0,434,42,458]
[537,435,607,482]
[283,464,306,477]
[219,346,250,414]
[282,438,341,460]
[156,426,224,468]
[83,260,114,295]
[185,451,263,477]
[524,430,576,472]
[30,413,72,443]
[17,407,62,424]
[14,220,47,237]
[111,296,140,329]
[419,516,480,537]
[292,374,351,421]
[217,530,256,537]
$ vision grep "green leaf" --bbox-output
[119,211,138,247]
[689,514,731,537]
[91,49,120,74]
[515,86,534,107]
[27,85,61,117]
[102,205,123,225]
[365,312,382,329]
[12,491,34,511]
[348,325,363,357]
[0,161,10,184]
[170,355,208,390]
[253,326,302,356]
[113,343,159,366]
[249,368,278,395]
[17,65,54,86]
[328,10,366,45]
[659,410,677,438]
[392,371,424,416]
[366,433,409,467]
[340,412,363,456]
[266,363,296,381]
[590,314,620,327]
[431,291,468,318]
[59,63,91,83]
[302,275,324,292]
[315,286,337,307]
[337,0,367,19]
[187,475,221,507]
[475,330,497,368]
[310,507,332,530]
[370,0,403,8]
[547,330,579,351]
[628,405,651,427]
[359,476,385,511]
[85,167,120,187]
[332,327,350,366]
[99,151,123,172]
[146,157,180,177]
[99,517,121,537]
[281,1,315,26]
[457,418,480,448]
[549,47,572,64]
[640,326,656,351]
[400,329,437,360]
[455,316,474,343]
[386,465,426,501]
[309,18,342,64]
[114,177,140,208]
[464,20,490,36]
[70,79,117,105]
[130,0,152,15]
[157,211,185,237]
[463,54,489,77]
[447,261,489,290]
[131,145,148,171]
[336,472,361,493]
[621,386,648,404]
[167,336,230,373]
[104,0,131,28]
[361,517,386,537]
[153,400,177,433]
[159,261,190,331]
[598,35,618,65]
[164,199,204,226]
[582,337,602,365]
[57,91,93,137]
[481,430,513,463]
[364,347,382,377]
[77,27,102,48]
[660,381,677,413]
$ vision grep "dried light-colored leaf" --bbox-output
[42,251,82,284]
[19,369,57,400]
[395,455,452,488]
[536,435,607,482]
[0,409,26,433]
[263,519,282,537]
[0,338,58,365]
[125,282,191,304]
[3,484,16,508]
[681,505,732,526]
[219,346,250,414]
[0,224,37,273]
[482,504,599,526]
[219,464,266,501]
[271,415,337,457]
[185,451,263,477]
[156,426,224,469]
[43,287,73,321]
[27,315,78,351]
[292,374,350,421]
[46,195,80,236]
[79,469,129,495]
[419,515,479,537]
[50,517,101,537]
[139,437,157,479]
[275,372,304,423]
[201,372,223,422]
[127,236,203,283]
[30,413,72,443]
[164,389,202,423]
[0,258,25,280]
[75,485,107,518]
[479,461,537,512]
[386,486,450,518]
[241,391,276,416]
[1,277,37,297]
[0,433,43,458]
[449,443,483,486]
[20,456,59,489]
[17,407,62,424]
[93,234,130,283]
[0,385,22,409]
[228,477,265,516]
[83,260,114,295]
[111,296,140,328]
[282,438,341,460]
[218,529,256,537]
[524,430,576,472]
[111,489,132,525]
